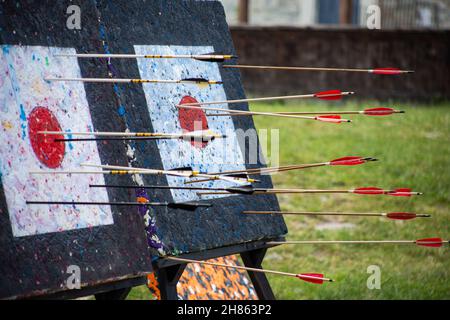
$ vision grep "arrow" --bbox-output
[175,90,354,108]
[242,211,431,220]
[222,65,414,75]
[177,105,351,123]
[39,130,226,142]
[267,238,448,248]
[26,200,211,211]
[166,257,333,284]
[196,186,423,196]
[44,77,222,87]
[211,107,405,117]
[55,52,237,62]
[184,156,377,184]
[30,168,196,178]
[79,163,258,185]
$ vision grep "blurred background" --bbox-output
[219,0,450,299]
[220,0,450,101]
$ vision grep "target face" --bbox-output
[134,45,246,202]
[0,45,113,237]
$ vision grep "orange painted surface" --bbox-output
[147,255,257,300]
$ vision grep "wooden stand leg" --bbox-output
[241,248,276,300]
[156,263,187,300]
[95,287,131,300]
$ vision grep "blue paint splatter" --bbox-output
[2,45,10,54]
[117,105,126,116]
[66,129,74,150]
[19,104,27,140]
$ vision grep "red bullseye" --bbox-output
[178,95,209,148]
[28,107,65,168]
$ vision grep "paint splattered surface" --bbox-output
[0,45,113,237]
[134,45,246,202]
[0,0,284,299]
[82,0,287,256]
[147,256,257,300]
[0,1,152,299]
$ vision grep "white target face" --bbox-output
[134,45,246,202]
[0,45,113,237]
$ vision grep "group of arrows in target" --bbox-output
[28,52,448,285]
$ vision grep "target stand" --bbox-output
[0,1,287,300]
[155,240,284,300]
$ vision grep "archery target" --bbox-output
[0,45,113,237]
[134,45,246,202]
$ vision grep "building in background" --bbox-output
[221,0,450,29]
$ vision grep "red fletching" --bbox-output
[416,238,444,248]
[330,156,365,166]
[387,188,412,197]
[364,107,395,116]
[296,273,325,284]
[372,68,402,75]
[316,115,343,123]
[386,212,417,220]
[314,90,342,100]
[354,187,384,195]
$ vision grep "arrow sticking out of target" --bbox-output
[222,65,414,75]
[196,186,423,196]
[94,184,421,197]
[242,211,431,220]
[30,166,257,185]
[177,105,351,123]
[38,129,226,142]
[55,52,237,62]
[44,76,222,87]
[185,156,377,184]
[176,90,354,108]
[211,107,405,117]
[166,256,333,284]
[80,163,258,185]
[26,200,211,211]
[266,238,449,248]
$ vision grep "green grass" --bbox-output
[129,101,450,300]
[251,101,450,299]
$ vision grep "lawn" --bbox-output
[129,101,450,300]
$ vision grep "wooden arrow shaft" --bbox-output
[45,77,221,84]
[80,164,253,183]
[176,92,353,107]
[55,53,235,59]
[39,130,219,138]
[197,189,350,196]
[26,201,169,206]
[243,211,385,217]
[185,163,331,184]
[223,64,371,72]
[204,163,326,176]
[268,240,417,245]
[30,170,166,175]
[167,257,298,278]
[178,94,315,106]
[178,105,319,120]
[222,64,412,73]
[211,110,402,116]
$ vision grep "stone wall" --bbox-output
[229,26,450,102]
